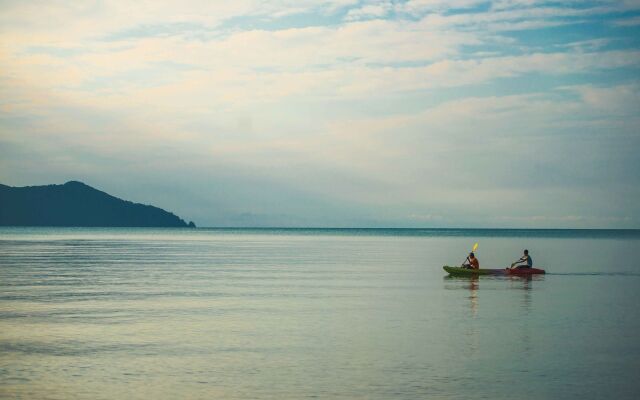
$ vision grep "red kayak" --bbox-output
[506,267,545,275]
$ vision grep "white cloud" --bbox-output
[345,2,394,20]
[613,15,640,26]
[1,0,639,227]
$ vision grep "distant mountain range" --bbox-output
[0,181,195,228]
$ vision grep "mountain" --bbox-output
[0,181,196,228]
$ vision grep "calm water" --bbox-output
[1,228,640,399]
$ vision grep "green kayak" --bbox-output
[443,266,504,276]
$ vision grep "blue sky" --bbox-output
[1,0,639,228]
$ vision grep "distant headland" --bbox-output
[0,181,196,228]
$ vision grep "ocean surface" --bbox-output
[1,227,640,399]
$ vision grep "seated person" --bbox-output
[511,249,532,269]
[463,252,479,269]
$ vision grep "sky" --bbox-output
[1,0,639,228]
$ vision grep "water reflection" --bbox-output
[506,276,538,355]
[443,276,483,318]
[443,274,543,358]
[469,276,478,317]
[444,274,545,317]
[508,275,534,313]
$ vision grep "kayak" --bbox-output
[443,266,504,276]
[443,266,545,276]
[506,267,545,275]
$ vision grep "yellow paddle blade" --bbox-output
[472,243,478,252]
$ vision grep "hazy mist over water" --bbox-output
[1,227,639,399]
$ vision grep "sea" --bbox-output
[1,227,639,399]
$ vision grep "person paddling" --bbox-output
[511,249,532,269]
[463,252,480,269]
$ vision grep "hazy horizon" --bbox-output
[1,1,639,228]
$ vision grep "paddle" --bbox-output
[509,255,525,269]
[461,243,478,267]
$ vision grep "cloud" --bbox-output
[399,0,486,15]
[613,15,640,26]
[345,2,394,21]
[1,0,639,227]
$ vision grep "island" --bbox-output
[0,181,196,228]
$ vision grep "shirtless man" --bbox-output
[463,252,480,269]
